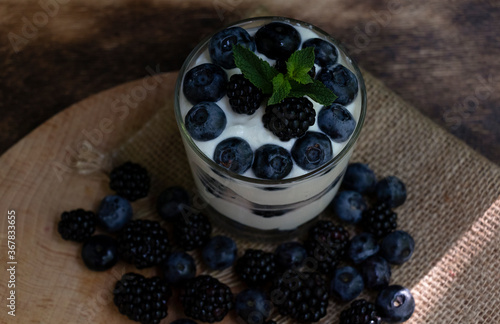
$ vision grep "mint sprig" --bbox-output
[269,73,291,105]
[286,46,315,84]
[233,44,337,105]
[233,45,278,95]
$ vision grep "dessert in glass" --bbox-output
[174,16,366,237]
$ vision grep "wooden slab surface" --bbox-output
[0,0,499,164]
[0,73,210,323]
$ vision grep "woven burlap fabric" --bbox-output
[110,69,500,323]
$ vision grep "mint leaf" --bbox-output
[289,79,338,105]
[233,44,337,106]
[268,74,291,105]
[233,44,278,94]
[286,47,315,84]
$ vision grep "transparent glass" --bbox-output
[174,16,367,238]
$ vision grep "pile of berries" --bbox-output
[57,160,415,323]
[183,21,360,180]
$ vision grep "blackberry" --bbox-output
[235,249,277,286]
[113,272,171,324]
[304,220,349,275]
[110,161,150,201]
[362,203,397,239]
[274,59,288,74]
[263,97,316,141]
[271,271,329,322]
[173,213,212,251]
[274,59,316,78]
[57,209,96,242]
[117,219,171,269]
[340,299,381,324]
[227,74,264,115]
[180,275,234,322]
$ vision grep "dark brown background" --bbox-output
[1,0,499,164]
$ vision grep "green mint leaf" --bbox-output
[286,47,315,84]
[233,44,278,94]
[268,74,291,105]
[289,79,338,105]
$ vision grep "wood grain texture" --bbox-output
[0,0,499,164]
[0,73,205,323]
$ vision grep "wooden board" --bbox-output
[0,72,221,323]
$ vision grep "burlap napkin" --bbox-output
[111,69,500,323]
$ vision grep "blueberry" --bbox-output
[317,64,359,106]
[331,190,367,224]
[360,255,391,290]
[274,241,307,269]
[183,63,227,104]
[157,186,191,222]
[348,232,379,264]
[252,144,293,180]
[209,27,255,69]
[342,163,377,194]
[318,103,356,143]
[302,38,338,67]
[380,230,415,265]
[81,235,118,271]
[185,102,227,141]
[162,251,196,286]
[376,285,415,323]
[97,195,132,232]
[375,176,407,208]
[291,131,333,171]
[330,266,364,302]
[213,137,253,174]
[202,235,237,270]
[235,288,273,324]
[170,319,197,324]
[255,22,301,60]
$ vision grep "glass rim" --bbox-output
[174,16,367,186]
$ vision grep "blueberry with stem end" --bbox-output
[213,137,253,174]
[202,235,237,270]
[291,131,333,171]
[347,232,379,264]
[330,266,364,302]
[97,195,132,232]
[376,285,415,323]
[162,251,196,286]
[81,235,118,271]
[235,288,273,324]
[183,63,227,104]
[252,144,293,180]
[380,230,415,265]
[185,102,227,141]
[331,190,367,224]
[375,176,407,208]
[274,241,307,270]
